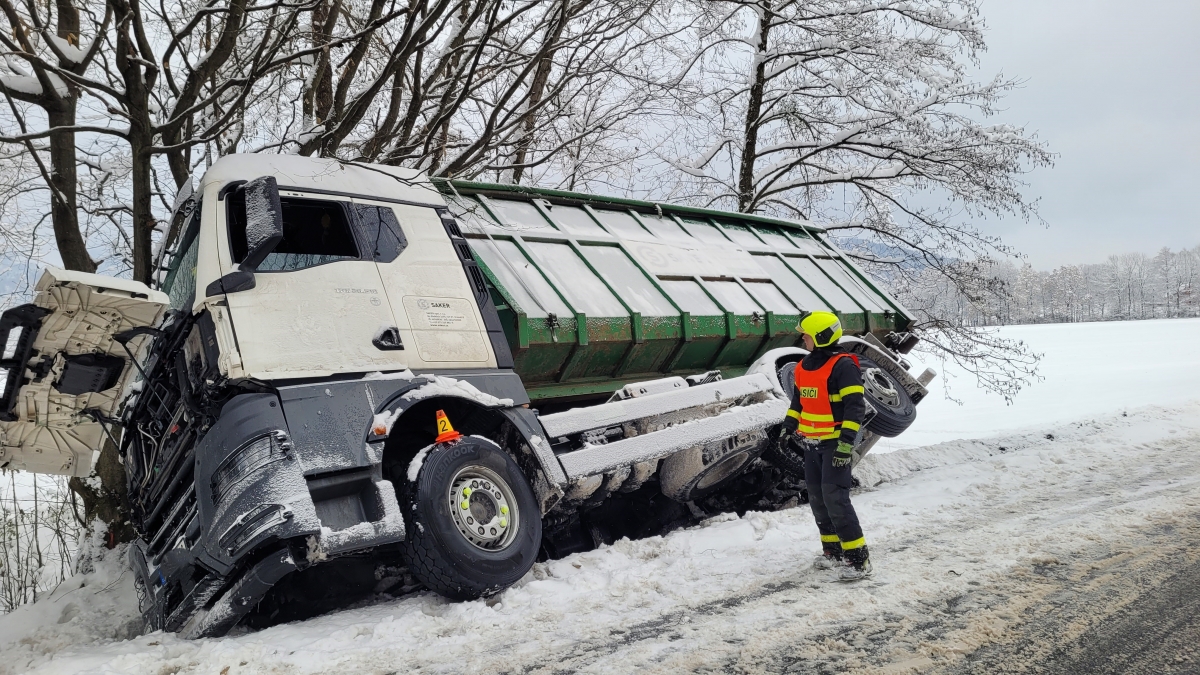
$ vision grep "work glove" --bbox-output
[832,441,855,467]
[773,424,792,447]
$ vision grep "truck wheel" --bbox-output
[660,430,768,503]
[858,356,916,437]
[400,437,542,600]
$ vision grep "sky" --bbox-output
[972,0,1200,269]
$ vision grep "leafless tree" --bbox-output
[0,0,109,274]
[628,0,1053,394]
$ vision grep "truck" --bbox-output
[0,154,933,637]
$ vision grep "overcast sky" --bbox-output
[971,0,1200,269]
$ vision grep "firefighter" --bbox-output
[776,311,872,581]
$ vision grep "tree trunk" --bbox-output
[509,0,569,185]
[67,440,135,547]
[130,139,155,284]
[737,2,771,213]
[46,109,94,273]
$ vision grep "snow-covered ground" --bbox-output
[2,319,1199,674]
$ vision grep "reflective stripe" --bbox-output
[797,429,841,440]
[839,385,865,397]
[786,409,800,420]
[842,420,861,432]
[840,536,866,550]
[829,394,841,402]
[800,411,835,422]
[820,534,840,544]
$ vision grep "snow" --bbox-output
[3,319,1200,673]
[362,369,415,382]
[370,374,515,436]
[558,398,787,479]
[399,373,514,408]
[876,317,1200,452]
[406,444,433,482]
[46,35,88,64]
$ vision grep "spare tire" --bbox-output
[858,355,916,437]
[399,437,542,600]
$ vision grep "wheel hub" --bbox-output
[863,367,901,408]
[448,465,519,551]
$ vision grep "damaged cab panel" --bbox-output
[0,269,168,475]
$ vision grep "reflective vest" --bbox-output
[794,353,860,440]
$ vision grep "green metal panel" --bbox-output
[437,180,912,403]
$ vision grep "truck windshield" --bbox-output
[162,203,201,310]
[228,193,359,271]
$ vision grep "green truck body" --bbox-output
[439,180,913,403]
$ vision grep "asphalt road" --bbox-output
[940,515,1200,675]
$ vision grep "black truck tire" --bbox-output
[858,355,916,437]
[400,437,542,600]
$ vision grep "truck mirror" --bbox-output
[239,175,284,272]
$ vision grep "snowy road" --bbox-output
[4,397,1199,674]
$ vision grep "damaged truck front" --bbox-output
[0,154,933,637]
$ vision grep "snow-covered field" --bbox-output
[3,319,1199,674]
[877,317,1200,451]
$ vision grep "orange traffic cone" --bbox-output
[434,409,462,443]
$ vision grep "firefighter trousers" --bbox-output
[803,438,864,546]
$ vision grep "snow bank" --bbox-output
[0,543,142,674]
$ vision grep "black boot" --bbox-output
[838,545,872,581]
[813,541,844,570]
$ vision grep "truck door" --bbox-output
[351,198,494,369]
[219,187,408,378]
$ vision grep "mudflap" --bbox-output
[180,548,299,639]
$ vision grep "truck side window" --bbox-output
[162,203,201,310]
[228,193,359,271]
[353,204,408,263]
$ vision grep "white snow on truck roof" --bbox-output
[200,154,445,207]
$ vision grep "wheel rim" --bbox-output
[448,465,520,551]
[863,367,902,409]
[695,451,751,490]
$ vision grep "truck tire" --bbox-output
[858,355,916,437]
[777,360,798,397]
[400,437,542,600]
[660,429,768,503]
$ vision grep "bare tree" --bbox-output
[0,0,109,273]
[631,0,1053,394]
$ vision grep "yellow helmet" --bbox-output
[798,311,842,348]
